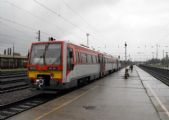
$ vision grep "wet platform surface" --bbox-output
[8,66,169,120]
[136,66,169,120]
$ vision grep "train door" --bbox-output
[99,54,105,77]
[67,47,74,71]
[66,47,75,82]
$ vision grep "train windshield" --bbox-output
[30,43,61,65]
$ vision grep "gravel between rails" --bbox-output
[0,88,42,107]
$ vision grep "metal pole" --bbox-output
[38,30,41,41]
[166,52,168,59]
[125,42,127,62]
[86,33,89,46]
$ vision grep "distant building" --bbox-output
[0,54,27,69]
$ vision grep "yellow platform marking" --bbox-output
[35,86,97,120]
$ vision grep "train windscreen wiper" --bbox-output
[43,43,49,65]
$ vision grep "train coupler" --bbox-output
[35,78,44,89]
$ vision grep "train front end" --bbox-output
[27,41,64,90]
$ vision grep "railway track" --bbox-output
[0,93,57,120]
[0,87,76,120]
[0,70,29,94]
[0,69,117,120]
[0,70,27,78]
[0,76,96,120]
[139,65,169,86]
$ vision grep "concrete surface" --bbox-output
[8,66,164,120]
[136,66,169,120]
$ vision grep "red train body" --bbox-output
[27,40,121,90]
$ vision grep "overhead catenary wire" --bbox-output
[0,33,32,45]
[33,0,105,45]
[2,0,105,52]
[62,0,98,33]
[33,0,87,33]
[3,1,84,40]
[0,37,31,51]
[0,16,58,39]
[0,21,34,38]
[4,1,64,33]
[0,33,30,42]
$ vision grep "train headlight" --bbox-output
[48,67,53,70]
[48,67,57,70]
[29,66,36,70]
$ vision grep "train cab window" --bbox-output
[67,48,74,70]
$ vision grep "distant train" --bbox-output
[27,40,121,90]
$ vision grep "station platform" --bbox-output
[8,66,169,120]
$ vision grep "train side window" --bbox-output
[85,54,88,63]
[92,55,96,63]
[81,53,83,63]
[90,55,92,64]
[91,55,93,63]
[95,56,97,63]
[98,55,101,63]
[95,56,98,63]
[76,52,79,64]
[78,52,81,63]
[81,53,87,64]
[103,57,105,63]
[87,54,89,64]
[87,54,92,64]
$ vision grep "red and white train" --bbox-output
[27,40,121,90]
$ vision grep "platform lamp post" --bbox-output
[86,33,90,47]
[124,42,129,78]
[125,42,127,64]
[37,30,41,42]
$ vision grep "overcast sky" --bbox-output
[0,0,169,61]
